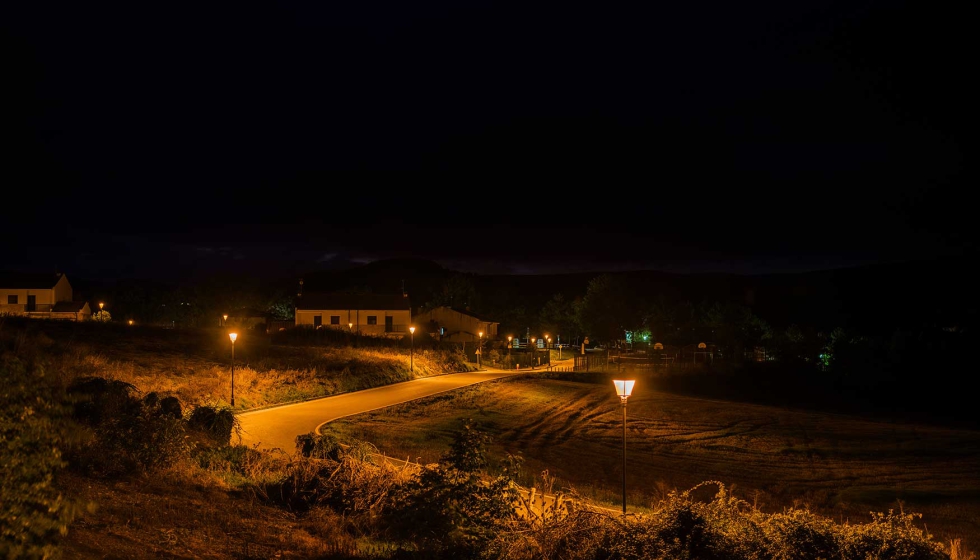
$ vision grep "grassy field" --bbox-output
[4,317,471,411]
[321,372,980,552]
[3,318,977,558]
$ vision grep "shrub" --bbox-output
[384,420,522,558]
[187,405,236,445]
[1,358,87,559]
[66,376,189,476]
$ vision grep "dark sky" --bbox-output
[2,0,973,282]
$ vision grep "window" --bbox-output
[6,295,17,304]
[367,316,378,325]
[330,315,340,325]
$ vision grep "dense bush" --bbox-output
[485,482,953,560]
[383,420,523,558]
[187,405,236,445]
[1,358,86,559]
[65,376,189,476]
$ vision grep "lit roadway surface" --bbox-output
[236,366,547,454]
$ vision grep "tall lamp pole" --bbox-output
[229,332,238,407]
[531,337,536,370]
[507,336,513,368]
[478,331,483,370]
[409,326,416,372]
[613,379,636,515]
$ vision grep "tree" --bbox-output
[91,309,111,323]
[538,293,581,344]
[425,274,479,312]
[576,274,645,344]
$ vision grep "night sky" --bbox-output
[2,0,973,282]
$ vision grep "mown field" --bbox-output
[322,372,980,553]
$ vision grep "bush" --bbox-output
[66,376,189,477]
[1,358,87,559]
[187,405,236,445]
[384,420,522,558]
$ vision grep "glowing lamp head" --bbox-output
[98,302,104,310]
[409,326,416,334]
[128,320,133,325]
[479,331,483,338]
[507,336,512,342]
[348,322,353,329]
[223,314,228,320]
[229,332,238,343]
[613,379,635,402]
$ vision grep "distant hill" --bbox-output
[291,256,977,335]
[55,255,977,336]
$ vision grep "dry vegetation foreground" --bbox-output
[322,374,980,553]
[3,319,977,559]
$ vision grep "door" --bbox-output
[313,315,322,328]
[27,295,36,312]
[385,316,393,333]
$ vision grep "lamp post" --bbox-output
[223,314,228,327]
[531,337,536,369]
[507,336,513,368]
[478,331,483,370]
[128,319,133,326]
[409,326,416,372]
[229,332,238,407]
[612,379,636,515]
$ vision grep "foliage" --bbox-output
[266,289,296,320]
[486,481,954,560]
[384,420,522,558]
[538,293,581,344]
[65,376,189,477]
[425,274,480,312]
[1,358,87,559]
[91,309,111,323]
[187,405,237,445]
[577,274,645,342]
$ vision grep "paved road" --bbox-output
[236,365,552,454]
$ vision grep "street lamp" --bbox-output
[613,379,636,515]
[531,337,536,369]
[229,332,238,407]
[478,331,483,369]
[99,302,104,310]
[223,314,228,327]
[128,319,133,326]
[507,335,513,368]
[409,326,416,372]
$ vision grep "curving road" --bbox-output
[236,366,550,454]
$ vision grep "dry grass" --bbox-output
[321,375,980,555]
[6,319,463,413]
[5,318,976,558]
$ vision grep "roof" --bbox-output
[418,306,499,324]
[296,292,412,311]
[52,301,88,313]
[0,271,66,289]
[227,307,272,318]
